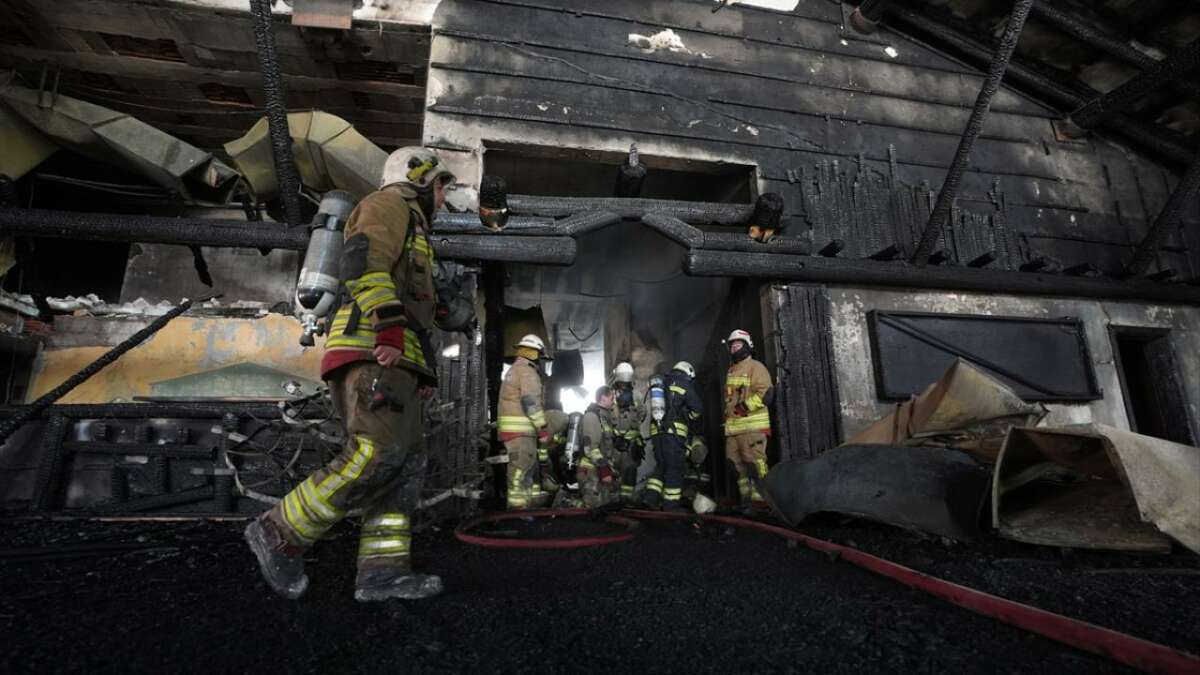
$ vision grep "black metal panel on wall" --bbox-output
[868,310,1101,402]
[763,284,842,460]
[429,0,1199,279]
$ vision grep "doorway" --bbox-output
[1110,327,1197,445]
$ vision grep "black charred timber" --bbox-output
[887,6,1196,167]
[1029,1,1200,101]
[771,285,843,460]
[214,473,236,512]
[1126,154,1200,277]
[110,465,128,503]
[912,0,1033,266]
[614,144,647,198]
[1063,262,1100,276]
[0,300,194,446]
[1064,39,1200,136]
[684,250,1200,304]
[0,208,309,250]
[507,195,753,224]
[868,244,903,261]
[818,240,845,257]
[850,0,892,34]
[31,415,70,512]
[702,232,813,255]
[928,250,952,266]
[1147,269,1177,282]
[968,251,998,268]
[249,0,303,227]
[640,213,705,248]
[431,213,558,235]
[1019,257,1050,272]
[0,402,287,420]
[97,486,215,514]
[430,234,576,265]
[150,456,170,495]
[559,211,623,237]
[62,442,215,460]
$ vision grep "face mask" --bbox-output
[617,388,634,408]
[731,343,751,363]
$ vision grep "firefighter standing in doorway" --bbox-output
[609,362,643,503]
[644,362,703,511]
[497,334,551,510]
[576,386,618,508]
[244,147,453,602]
[724,329,774,513]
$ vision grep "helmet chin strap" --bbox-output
[731,344,752,363]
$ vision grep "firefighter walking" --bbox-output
[244,147,454,602]
[644,362,703,511]
[576,386,618,508]
[610,362,643,503]
[723,329,774,512]
[498,334,551,510]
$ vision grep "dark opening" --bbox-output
[98,33,185,63]
[481,146,763,502]
[1111,327,1196,446]
[483,143,756,202]
[0,335,38,404]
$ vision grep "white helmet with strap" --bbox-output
[612,362,635,383]
[672,361,695,379]
[515,333,546,353]
[726,329,753,351]
[381,146,455,190]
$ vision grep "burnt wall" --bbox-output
[426,0,1200,278]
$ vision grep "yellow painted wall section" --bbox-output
[29,314,324,403]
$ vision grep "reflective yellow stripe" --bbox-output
[671,422,689,437]
[669,385,686,395]
[528,410,547,429]
[579,457,595,469]
[745,393,765,411]
[537,448,549,462]
[345,272,394,293]
[498,415,537,433]
[364,513,410,528]
[318,435,375,496]
[410,234,432,257]
[725,409,771,435]
[646,478,663,494]
[356,287,397,314]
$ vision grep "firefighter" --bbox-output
[644,362,703,511]
[244,146,454,602]
[610,361,643,503]
[498,334,550,510]
[534,409,570,507]
[723,329,774,512]
[576,386,618,508]
[682,435,711,505]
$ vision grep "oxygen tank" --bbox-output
[295,190,356,346]
[564,412,583,470]
[648,375,666,423]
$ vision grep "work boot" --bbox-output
[244,517,309,600]
[354,568,444,602]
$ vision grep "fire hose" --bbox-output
[455,508,1200,675]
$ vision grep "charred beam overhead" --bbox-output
[685,250,1200,305]
[507,195,753,224]
[1125,154,1200,277]
[0,208,310,250]
[1063,38,1200,136]
[249,0,303,227]
[913,0,1034,266]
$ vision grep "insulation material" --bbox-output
[843,358,1044,459]
[0,102,57,179]
[224,110,387,201]
[993,425,1200,554]
[0,83,239,204]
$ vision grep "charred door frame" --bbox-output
[1107,324,1199,445]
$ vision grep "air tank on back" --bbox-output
[296,190,357,346]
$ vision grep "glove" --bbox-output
[734,402,750,418]
[537,429,551,445]
[597,465,614,484]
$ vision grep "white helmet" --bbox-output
[381,146,455,190]
[672,361,695,379]
[515,334,545,353]
[612,362,635,383]
[726,329,753,350]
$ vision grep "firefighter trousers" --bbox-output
[503,436,540,510]
[725,431,769,504]
[576,465,615,508]
[612,449,639,501]
[646,434,687,506]
[265,362,426,576]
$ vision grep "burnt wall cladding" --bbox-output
[430,0,1200,277]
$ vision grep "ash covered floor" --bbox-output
[1,516,1197,674]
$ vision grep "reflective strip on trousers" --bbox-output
[280,434,375,544]
[359,511,412,560]
[498,415,537,434]
[646,478,663,494]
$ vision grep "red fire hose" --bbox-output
[455,508,1200,675]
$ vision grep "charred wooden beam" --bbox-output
[1062,38,1200,137]
[249,0,303,227]
[507,195,752,224]
[1029,1,1200,101]
[702,232,813,255]
[912,0,1034,266]
[849,0,893,34]
[431,213,558,235]
[887,6,1197,167]
[0,208,308,250]
[559,211,623,237]
[0,403,294,420]
[968,251,998,268]
[429,234,576,265]
[640,213,705,248]
[684,250,1200,305]
[1125,154,1200,277]
[818,240,845,257]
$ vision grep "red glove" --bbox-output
[537,429,551,445]
[734,402,750,417]
[597,465,614,484]
[375,325,407,350]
